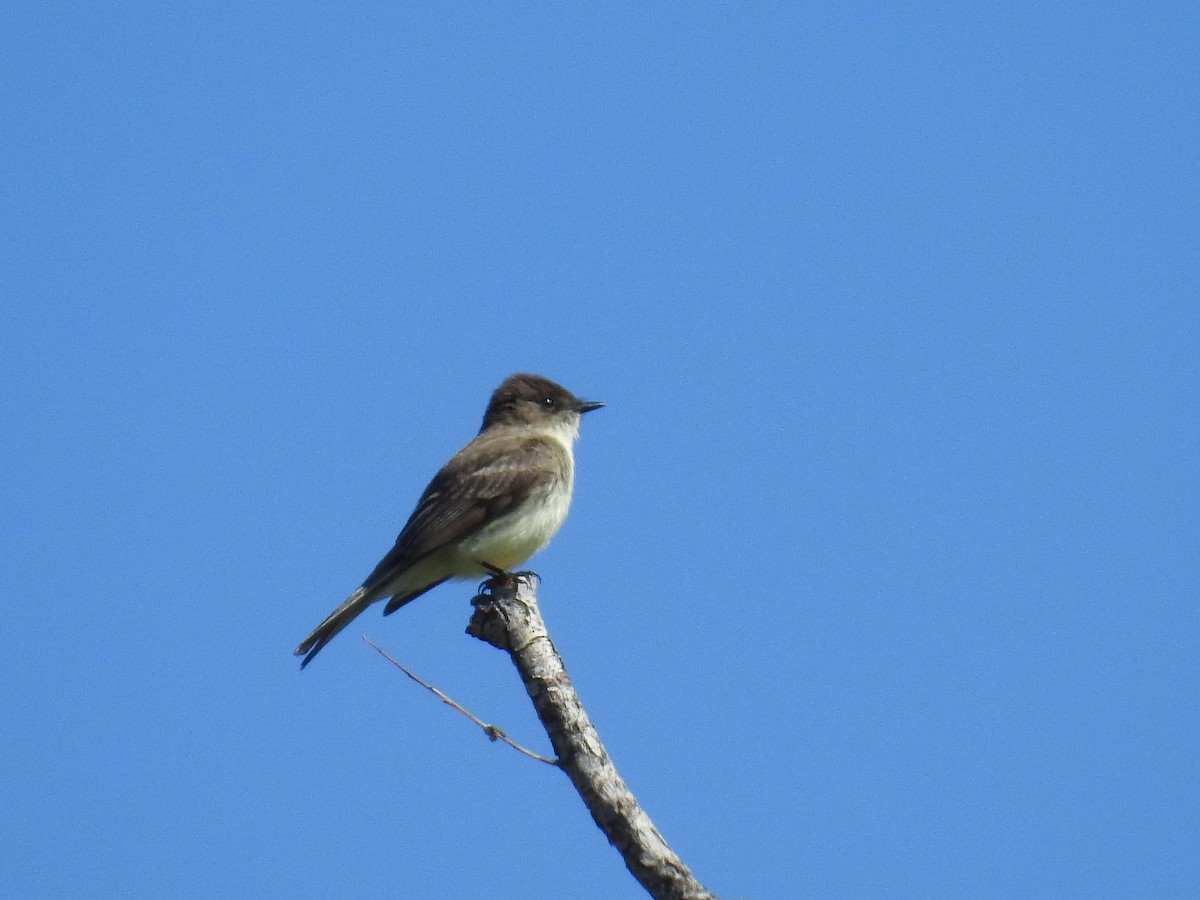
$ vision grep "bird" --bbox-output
[294,373,603,668]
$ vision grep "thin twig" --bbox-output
[363,636,559,766]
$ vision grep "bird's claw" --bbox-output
[476,562,540,594]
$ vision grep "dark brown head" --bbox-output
[479,373,604,434]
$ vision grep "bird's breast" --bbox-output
[456,471,573,573]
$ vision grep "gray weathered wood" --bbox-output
[467,578,716,900]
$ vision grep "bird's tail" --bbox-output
[294,587,374,669]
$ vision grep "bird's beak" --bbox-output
[576,400,605,414]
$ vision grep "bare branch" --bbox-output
[466,577,717,900]
[364,636,558,766]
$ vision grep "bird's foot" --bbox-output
[476,562,540,595]
[510,569,541,585]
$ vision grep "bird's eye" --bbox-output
[542,396,555,408]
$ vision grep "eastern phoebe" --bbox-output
[295,373,603,668]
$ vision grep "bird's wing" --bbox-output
[358,436,559,597]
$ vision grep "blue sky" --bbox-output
[3,4,1197,898]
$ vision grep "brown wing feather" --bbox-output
[359,435,557,598]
